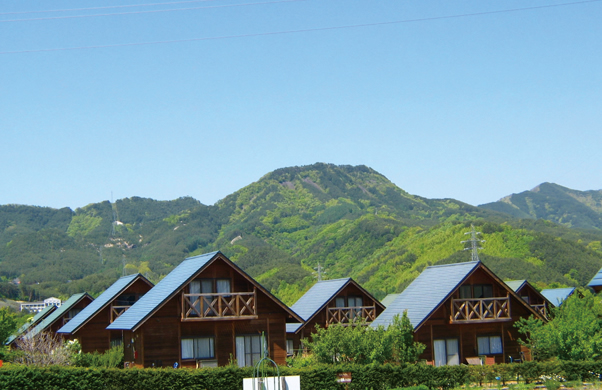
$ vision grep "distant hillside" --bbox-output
[479,183,602,230]
[1,164,601,305]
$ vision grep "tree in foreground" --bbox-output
[302,311,425,365]
[516,288,602,361]
[13,331,74,366]
[0,307,17,345]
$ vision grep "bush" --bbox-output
[1,360,602,390]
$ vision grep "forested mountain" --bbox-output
[479,183,602,230]
[1,164,602,305]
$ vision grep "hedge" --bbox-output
[1,361,602,390]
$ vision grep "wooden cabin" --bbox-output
[286,278,385,355]
[107,251,303,368]
[58,274,153,353]
[372,261,545,366]
[14,293,94,346]
[505,280,552,319]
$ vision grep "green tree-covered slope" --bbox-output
[479,182,602,230]
[1,164,601,305]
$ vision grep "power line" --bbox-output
[0,0,307,23]
[0,0,223,16]
[1,0,600,55]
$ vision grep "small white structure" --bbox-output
[20,297,62,313]
[243,376,300,390]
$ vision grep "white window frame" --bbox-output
[236,334,267,367]
[181,337,215,360]
[477,335,503,355]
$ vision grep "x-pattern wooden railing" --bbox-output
[451,297,511,323]
[181,290,257,320]
[110,305,131,322]
[326,306,376,326]
[531,303,547,319]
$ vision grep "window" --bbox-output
[460,284,493,298]
[111,337,122,348]
[286,339,294,356]
[477,335,503,355]
[433,339,459,366]
[521,295,530,304]
[236,335,266,367]
[189,279,231,315]
[335,297,346,307]
[181,337,215,360]
[473,284,493,298]
[459,285,472,299]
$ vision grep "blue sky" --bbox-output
[1,0,601,210]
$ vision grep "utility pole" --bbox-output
[314,262,325,281]
[461,224,485,261]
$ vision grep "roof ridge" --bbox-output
[425,260,479,269]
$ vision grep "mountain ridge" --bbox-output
[1,163,601,305]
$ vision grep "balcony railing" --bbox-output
[110,305,131,322]
[326,306,377,326]
[531,303,547,318]
[181,290,257,321]
[451,297,511,323]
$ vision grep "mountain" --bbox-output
[1,164,601,305]
[479,183,602,230]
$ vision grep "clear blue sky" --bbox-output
[1,0,601,210]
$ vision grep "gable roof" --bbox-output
[505,280,527,292]
[6,304,56,345]
[108,251,303,332]
[26,293,93,339]
[372,261,480,330]
[588,267,602,288]
[541,287,575,306]
[286,277,385,334]
[58,273,152,334]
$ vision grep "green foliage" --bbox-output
[66,215,102,238]
[2,360,602,390]
[0,307,17,344]
[516,289,602,361]
[72,344,124,368]
[303,312,425,365]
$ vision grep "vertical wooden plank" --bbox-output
[501,323,505,364]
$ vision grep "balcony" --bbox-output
[326,306,377,326]
[451,297,511,323]
[531,303,548,319]
[110,305,131,322]
[181,290,257,321]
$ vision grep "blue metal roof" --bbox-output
[505,280,527,292]
[371,261,480,330]
[58,273,145,334]
[541,287,575,306]
[26,293,92,339]
[6,305,56,345]
[381,294,400,307]
[588,267,602,287]
[290,278,350,322]
[107,251,219,331]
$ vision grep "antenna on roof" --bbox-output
[313,262,326,281]
[461,224,485,262]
